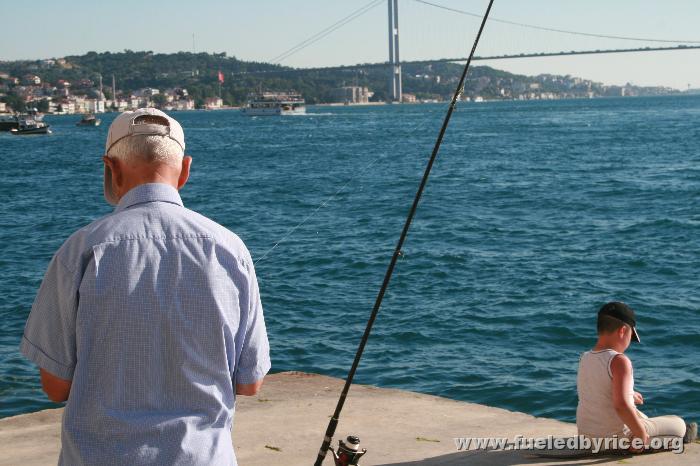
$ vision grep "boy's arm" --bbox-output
[610,354,649,451]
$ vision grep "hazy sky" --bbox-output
[2,0,700,89]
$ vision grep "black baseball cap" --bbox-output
[599,301,640,343]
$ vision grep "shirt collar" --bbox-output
[114,183,184,213]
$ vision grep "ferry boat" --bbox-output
[241,92,306,116]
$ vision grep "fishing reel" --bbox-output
[329,435,367,466]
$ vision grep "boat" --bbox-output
[76,114,101,126]
[241,91,306,116]
[3,109,47,131]
[0,114,19,131]
[10,118,51,135]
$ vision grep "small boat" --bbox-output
[10,118,51,135]
[241,91,306,116]
[76,114,101,126]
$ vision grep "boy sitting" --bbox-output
[576,301,696,453]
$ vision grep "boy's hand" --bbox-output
[628,432,650,454]
[633,391,644,405]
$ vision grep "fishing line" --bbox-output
[313,0,496,464]
[253,153,384,266]
[270,0,385,64]
[254,106,448,266]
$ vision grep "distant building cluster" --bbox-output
[331,86,372,104]
[399,65,678,103]
[0,69,199,114]
[459,73,675,102]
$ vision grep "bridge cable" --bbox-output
[414,0,700,44]
[270,0,385,64]
[312,0,496,464]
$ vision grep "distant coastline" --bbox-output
[0,50,682,115]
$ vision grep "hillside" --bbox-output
[0,50,679,110]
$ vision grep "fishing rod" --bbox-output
[313,0,496,464]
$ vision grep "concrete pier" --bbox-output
[0,371,697,465]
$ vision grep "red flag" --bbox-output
[218,71,224,84]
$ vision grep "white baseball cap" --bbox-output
[105,107,185,154]
[103,108,186,205]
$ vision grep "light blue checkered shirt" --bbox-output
[21,183,271,466]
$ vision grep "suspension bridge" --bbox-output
[255,0,700,102]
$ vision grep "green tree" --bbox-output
[1,93,26,113]
[35,98,50,113]
[152,94,168,108]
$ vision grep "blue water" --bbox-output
[1,96,699,424]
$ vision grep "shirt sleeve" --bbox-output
[20,254,79,380]
[234,254,271,386]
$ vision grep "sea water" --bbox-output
[1,96,698,423]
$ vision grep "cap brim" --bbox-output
[631,326,640,343]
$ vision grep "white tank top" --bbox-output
[576,349,634,437]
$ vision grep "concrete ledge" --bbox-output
[0,371,697,465]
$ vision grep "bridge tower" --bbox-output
[387,0,402,102]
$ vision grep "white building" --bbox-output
[332,86,371,104]
[166,99,195,111]
[136,88,160,97]
[115,100,129,111]
[87,99,106,113]
[57,100,76,114]
[23,75,41,85]
[72,96,88,113]
[205,97,223,109]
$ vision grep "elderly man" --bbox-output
[20,108,270,465]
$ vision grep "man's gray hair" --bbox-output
[106,134,184,166]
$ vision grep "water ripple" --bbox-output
[1,96,699,423]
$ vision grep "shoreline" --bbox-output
[4,93,699,118]
[0,371,696,465]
